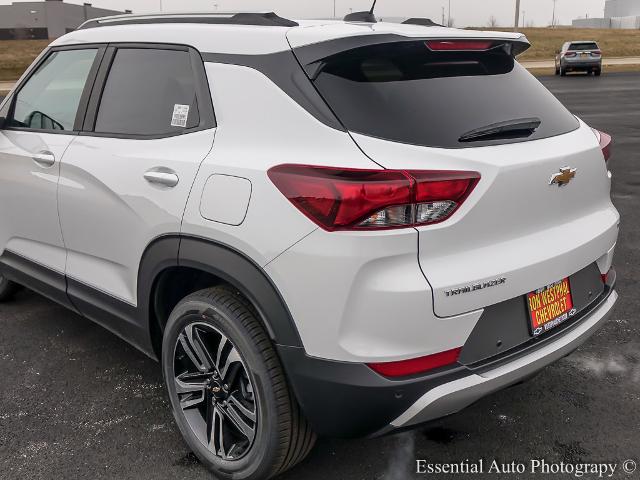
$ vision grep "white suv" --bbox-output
[0,12,619,480]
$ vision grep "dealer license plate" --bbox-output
[527,278,577,337]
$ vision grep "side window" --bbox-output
[94,48,200,137]
[10,49,98,131]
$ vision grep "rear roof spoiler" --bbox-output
[294,33,531,78]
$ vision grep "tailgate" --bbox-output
[297,34,619,317]
[352,126,619,317]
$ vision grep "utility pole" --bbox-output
[522,10,526,27]
[442,6,445,26]
[552,0,557,27]
[333,0,336,19]
[514,0,521,30]
[448,0,451,27]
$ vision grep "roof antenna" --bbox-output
[344,0,378,22]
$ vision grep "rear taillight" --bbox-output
[367,347,462,377]
[268,165,480,231]
[592,129,613,162]
[425,40,495,51]
[565,52,577,58]
[592,50,602,56]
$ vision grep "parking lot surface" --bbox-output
[1,73,639,479]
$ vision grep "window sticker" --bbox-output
[171,104,190,128]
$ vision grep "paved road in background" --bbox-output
[1,73,639,480]
[521,56,640,69]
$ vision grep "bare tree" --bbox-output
[488,15,499,27]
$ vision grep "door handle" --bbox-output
[144,169,179,188]
[32,150,56,168]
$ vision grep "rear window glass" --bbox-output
[569,42,599,51]
[310,42,579,149]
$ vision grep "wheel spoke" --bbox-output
[221,399,256,442]
[213,406,227,458]
[228,393,257,422]
[183,324,213,371]
[214,334,229,376]
[175,372,209,409]
[220,348,242,382]
[206,393,214,445]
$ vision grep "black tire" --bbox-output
[560,66,567,76]
[595,69,602,76]
[555,65,560,75]
[162,286,316,480]
[0,274,21,302]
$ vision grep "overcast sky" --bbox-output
[0,0,607,27]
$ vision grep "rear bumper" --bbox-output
[279,281,617,438]
[385,287,617,432]
[563,59,602,69]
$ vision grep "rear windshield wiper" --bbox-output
[458,117,542,143]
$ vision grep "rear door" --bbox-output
[0,46,102,300]
[296,37,619,317]
[58,44,216,311]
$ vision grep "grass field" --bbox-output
[481,27,640,61]
[0,39,49,81]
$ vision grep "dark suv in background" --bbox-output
[556,41,603,76]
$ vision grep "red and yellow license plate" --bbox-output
[527,278,576,337]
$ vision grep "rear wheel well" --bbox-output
[150,267,231,358]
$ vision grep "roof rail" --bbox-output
[344,11,377,23]
[78,12,299,30]
[402,18,443,27]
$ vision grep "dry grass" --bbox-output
[485,27,640,61]
[0,39,50,81]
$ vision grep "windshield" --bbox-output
[310,41,579,148]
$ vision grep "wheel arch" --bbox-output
[139,235,303,359]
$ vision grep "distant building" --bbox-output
[0,0,128,40]
[573,0,640,29]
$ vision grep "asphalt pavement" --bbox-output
[1,72,639,480]
[520,56,640,69]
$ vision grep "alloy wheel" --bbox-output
[173,321,258,460]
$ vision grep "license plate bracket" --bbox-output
[527,278,577,337]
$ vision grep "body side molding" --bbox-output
[0,250,77,311]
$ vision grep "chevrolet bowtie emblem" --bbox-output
[549,167,577,187]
